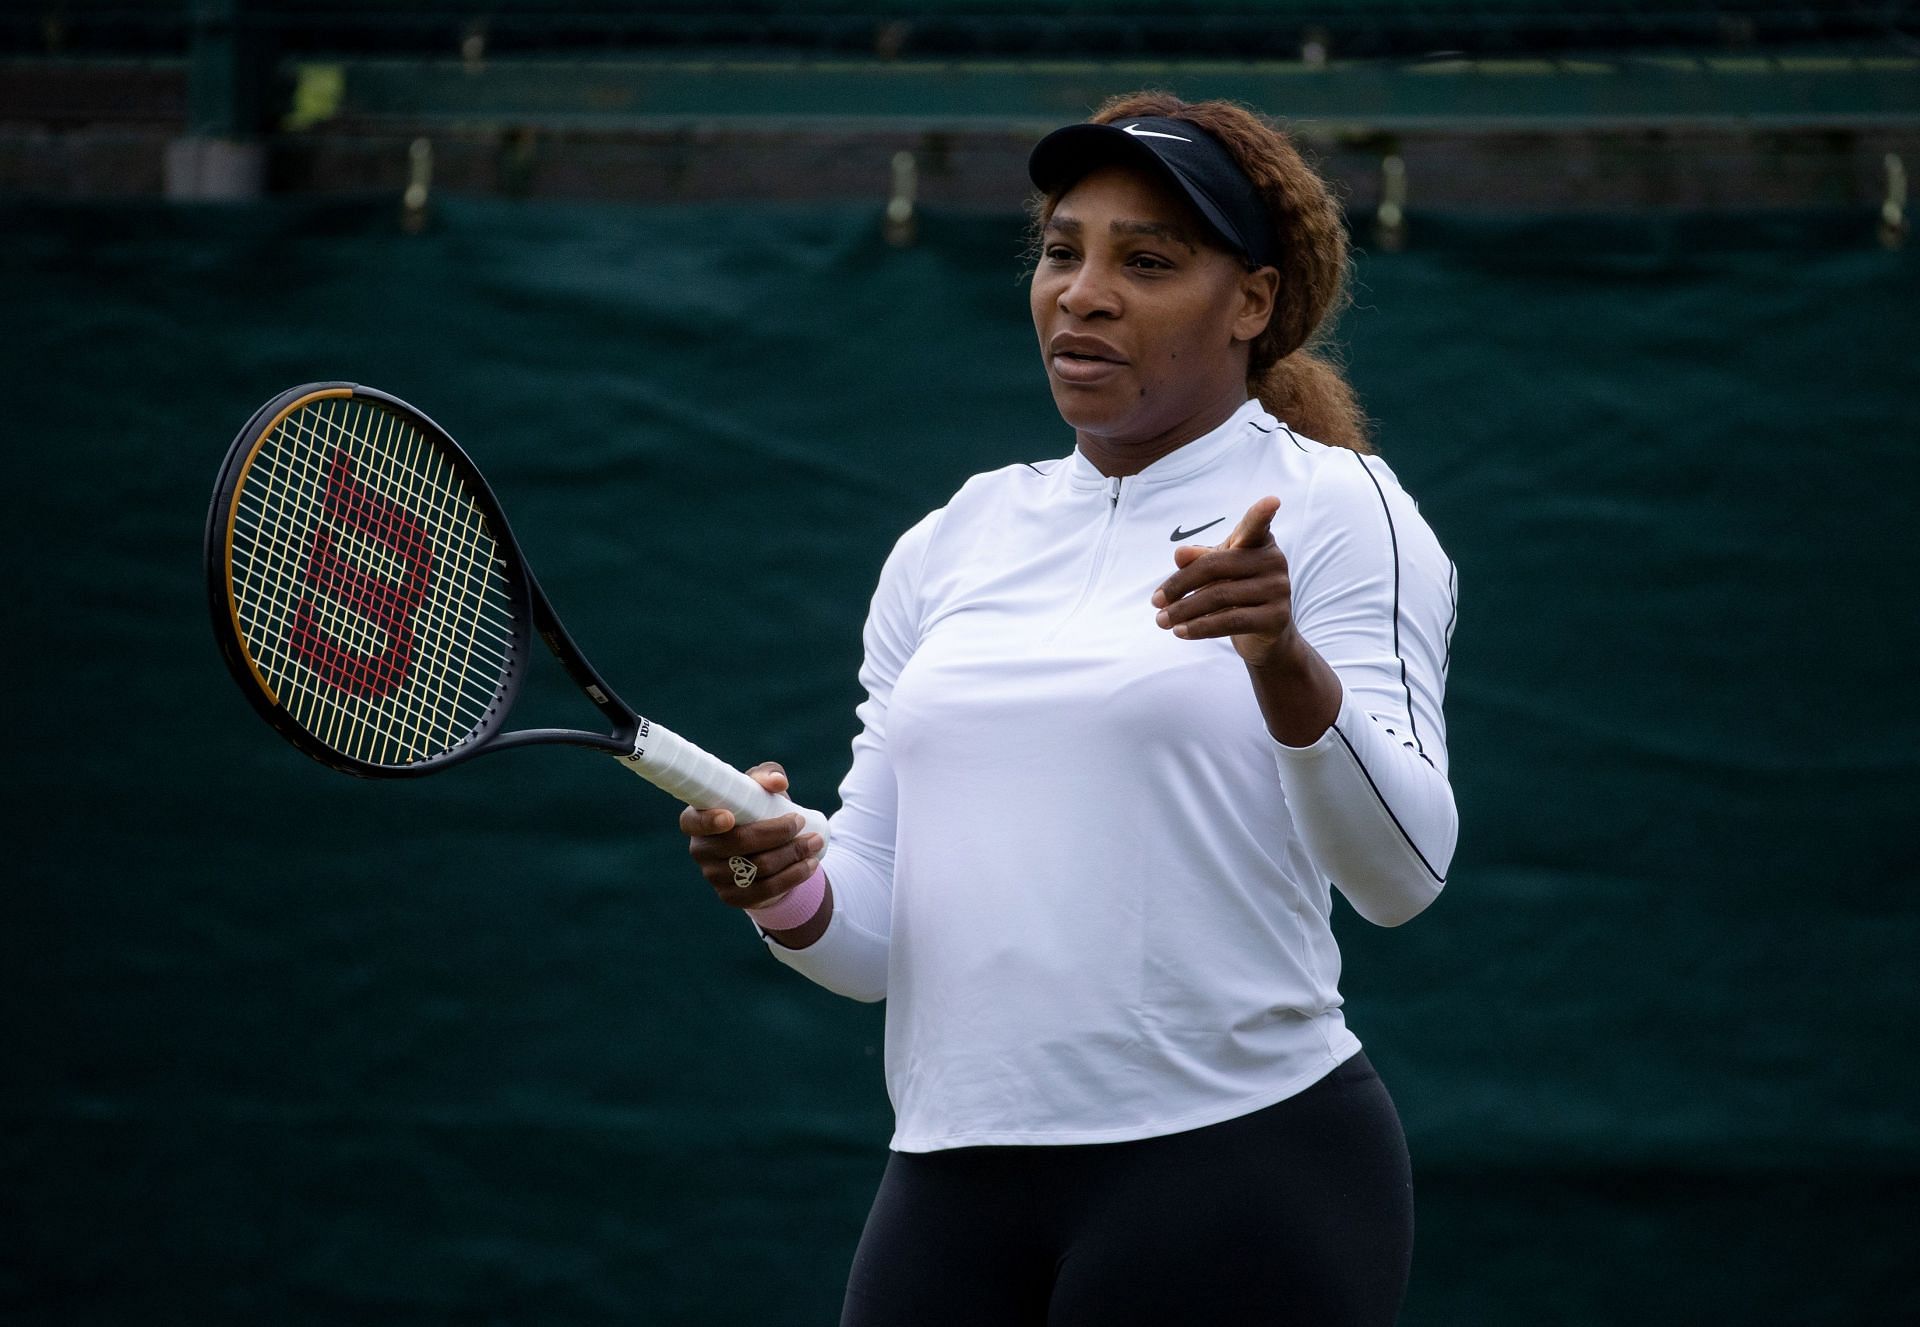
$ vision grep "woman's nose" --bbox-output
[1058,261,1121,320]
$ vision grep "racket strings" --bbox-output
[227,396,519,765]
[248,399,507,762]
[232,461,516,670]
[292,399,507,762]
[236,407,504,750]
[232,400,474,761]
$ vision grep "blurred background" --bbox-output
[4,3,1917,1324]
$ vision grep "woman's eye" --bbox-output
[1045,246,1077,263]
[1129,253,1172,271]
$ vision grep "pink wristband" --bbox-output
[749,863,828,932]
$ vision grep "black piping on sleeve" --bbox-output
[1330,722,1447,886]
[1350,452,1426,762]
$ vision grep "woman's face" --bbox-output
[1030,164,1277,458]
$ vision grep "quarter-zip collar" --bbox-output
[1064,397,1268,493]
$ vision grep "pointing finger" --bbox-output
[1224,496,1281,550]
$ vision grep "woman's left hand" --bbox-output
[1151,496,1301,668]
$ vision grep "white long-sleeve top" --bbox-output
[759,398,1459,1152]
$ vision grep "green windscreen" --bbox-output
[2,197,1913,1324]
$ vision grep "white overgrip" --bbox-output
[617,716,830,843]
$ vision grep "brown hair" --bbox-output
[1035,91,1372,454]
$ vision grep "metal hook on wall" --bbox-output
[884,150,918,248]
[1373,153,1408,252]
[1880,153,1908,251]
[461,21,488,74]
[402,136,432,233]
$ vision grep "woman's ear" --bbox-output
[1232,265,1280,344]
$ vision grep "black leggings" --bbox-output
[840,1052,1413,1327]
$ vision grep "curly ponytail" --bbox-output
[1252,350,1371,454]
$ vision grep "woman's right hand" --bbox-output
[680,761,826,913]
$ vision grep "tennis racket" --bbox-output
[204,381,828,843]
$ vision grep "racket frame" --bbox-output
[205,381,643,779]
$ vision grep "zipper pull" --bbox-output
[1110,476,1122,508]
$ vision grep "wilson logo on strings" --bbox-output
[289,448,434,698]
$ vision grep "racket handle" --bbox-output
[618,717,830,845]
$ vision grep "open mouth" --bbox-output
[1047,333,1127,383]
[1049,351,1125,383]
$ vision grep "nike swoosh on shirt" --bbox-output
[1169,518,1226,541]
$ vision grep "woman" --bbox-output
[681,92,1458,1326]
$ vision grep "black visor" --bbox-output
[1028,115,1277,268]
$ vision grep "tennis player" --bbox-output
[682,92,1459,1325]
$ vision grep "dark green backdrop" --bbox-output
[3,197,1915,1324]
